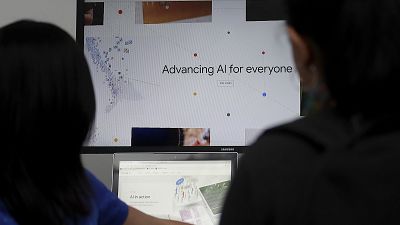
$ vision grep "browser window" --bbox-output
[118,160,232,225]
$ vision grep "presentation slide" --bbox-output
[82,0,300,146]
[118,160,232,224]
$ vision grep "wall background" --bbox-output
[0,0,76,38]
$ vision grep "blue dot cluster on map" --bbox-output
[86,36,133,112]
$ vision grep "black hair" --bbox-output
[0,21,96,225]
[286,0,400,117]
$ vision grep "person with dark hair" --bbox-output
[220,0,400,224]
[0,20,189,225]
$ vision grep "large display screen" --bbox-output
[78,0,300,146]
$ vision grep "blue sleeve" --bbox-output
[86,170,129,225]
[0,204,18,225]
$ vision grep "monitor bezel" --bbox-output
[112,152,238,195]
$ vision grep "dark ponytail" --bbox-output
[0,21,95,225]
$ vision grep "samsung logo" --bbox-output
[220,148,235,151]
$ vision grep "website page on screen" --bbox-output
[118,160,232,224]
[83,0,300,146]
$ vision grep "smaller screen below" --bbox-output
[118,160,232,225]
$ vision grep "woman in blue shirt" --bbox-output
[0,20,189,225]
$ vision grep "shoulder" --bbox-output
[85,169,121,204]
[222,112,351,224]
[85,170,129,225]
[223,117,331,223]
[253,110,349,153]
[242,110,349,176]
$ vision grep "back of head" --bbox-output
[0,20,95,225]
[286,0,400,117]
[0,20,95,152]
[284,2,400,222]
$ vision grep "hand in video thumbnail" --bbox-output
[131,128,210,146]
[84,2,104,26]
[84,8,94,25]
[183,128,210,146]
